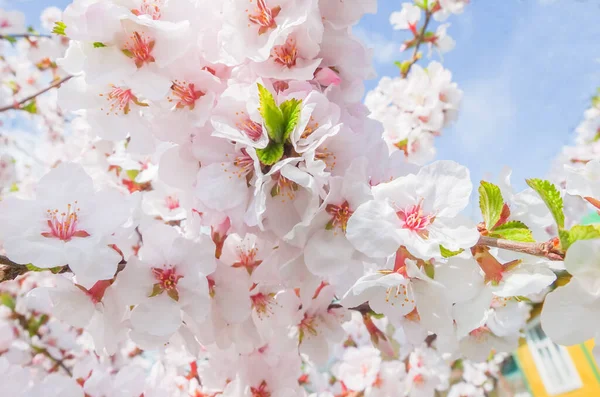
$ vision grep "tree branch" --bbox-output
[0,255,29,282]
[475,236,565,261]
[401,10,433,78]
[0,75,72,113]
[0,33,52,40]
[34,346,73,377]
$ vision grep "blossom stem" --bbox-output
[0,75,73,113]
[401,10,433,78]
[476,236,565,261]
[34,346,73,377]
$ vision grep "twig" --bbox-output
[0,255,28,282]
[34,346,73,377]
[0,75,73,113]
[0,33,52,40]
[401,10,433,78]
[475,236,565,261]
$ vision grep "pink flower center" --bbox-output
[131,0,162,20]
[235,115,263,141]
[248,0,281,35]
[164,195,180,210]
[100,86,139,115]
[0,20,11,29]
[122,32,156,68]
[272,37,298,68]
[42,203,90,241]
[413,374,425,386]
[325,200,353,234]
[152,267,182,291]
[232,247,262,274]
[469,325,491,341]
[250,381,271,397]
[250,292,274,317]
[396,199,435,238]
[270,173,299,200]
[299,313,318,339]
[232,148,255,179]
[169,80,205,110]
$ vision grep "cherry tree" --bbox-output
[0,1,598,396]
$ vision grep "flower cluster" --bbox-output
[364,1,464,163]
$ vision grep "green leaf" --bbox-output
[526,178,565,229]
[3,35,16,45]
[257,83,285,143]
[440,245,464,258]
[558,229,571,251]
[93,42,107,48]
[489,220,535,243]
[256,141,284,166]
[280,98,302,142]
[561,224,600,250]
[478,181,504,230]
[0,293,15,311]
[167,288,179,302]
[126,169,140,181]
[21,100,37,114]
[51,21,67,36]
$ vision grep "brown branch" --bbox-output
[34,346,72,377]
[401,10,433,78]
[0,255,29,282]
[0,75,72,113]
[0,33,52,40]
[475,236,565,261]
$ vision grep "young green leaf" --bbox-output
[489,220,535,243]
[526,178,564,229]
[256,141,284,166]
[257,83,284,143]
[439,245,464,258]
[3,35,16,45]
[478,181,504,230]
[280,98,302,142]
[561,224,600,250]
[21,100,37,114]
[52,21,67,36]
[93,42,107,48]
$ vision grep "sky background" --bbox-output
[5,0,600,193]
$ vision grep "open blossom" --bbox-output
[0,163,137,287]
[346,160,479,259]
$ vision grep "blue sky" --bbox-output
[6,0,600,191]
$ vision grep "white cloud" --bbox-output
[353,26,398,65]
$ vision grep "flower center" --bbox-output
[232,247,262,274]
[250,381,271,397]
[248,0,281,35]
[0,20,11,29]
[131,0,162,20]
[469,325,491,341]
[270,173,298,200]
[250,292,275,318]
[169,80,205,110]
[150,267,183,301]
[164,195,180,210]
[299,313,319,341]
[99,86,143,115]
[122,32,156,68]
[396,199,434,237]
[235,115,263,141]
[272,37,298,68]
[325,200,353,234]
[42,203,90,241]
